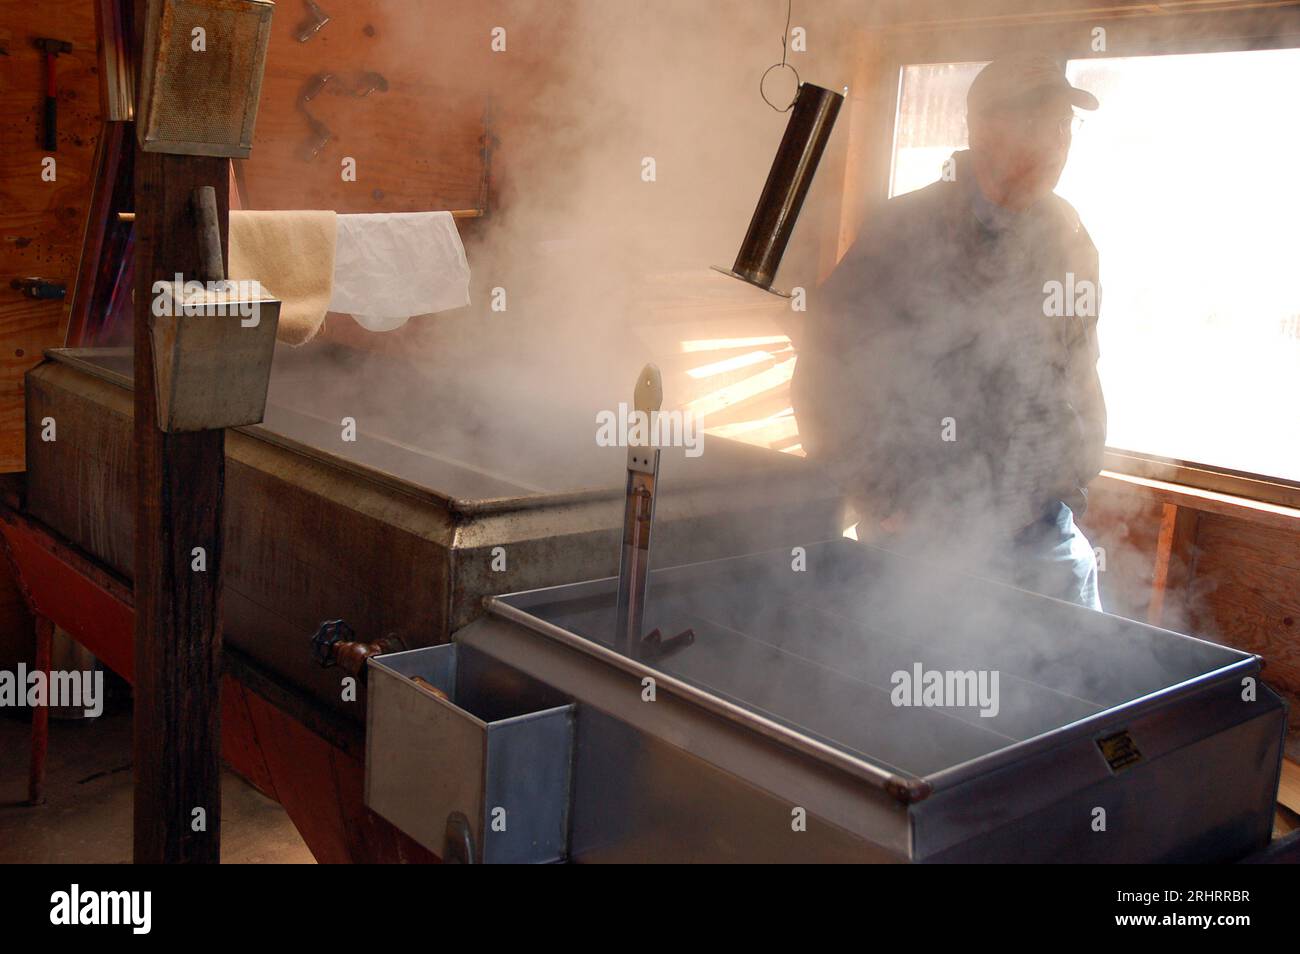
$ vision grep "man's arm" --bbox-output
[1071,313,1107,485]
[790,237,918,528]
[1067,224,1107,498]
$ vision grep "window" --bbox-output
[890,50,1300,488]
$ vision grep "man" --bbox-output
[792,55,1107,609]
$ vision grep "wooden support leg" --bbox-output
[27,616,54,806]
[132,151,228,864]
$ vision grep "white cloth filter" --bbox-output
[329,211,471,331]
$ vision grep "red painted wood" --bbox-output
[241,686,355,863]
[27,616,53,805]
[1,501,433,863]
[330,743,439,864]
[231,676,435,863]
[220,674,278,801]
[0,518,134,681]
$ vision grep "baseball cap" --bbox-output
[967,54,1100,116]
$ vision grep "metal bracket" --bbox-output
[295,0,331,42]
[639,627,696,661]
[10,277,67,301]
[295,69,389,162]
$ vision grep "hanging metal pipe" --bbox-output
[715,82,844,296]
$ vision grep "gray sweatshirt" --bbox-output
[791,150,1107,543]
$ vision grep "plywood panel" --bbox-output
[1193,580,1300,691]
[1197,513,1300,575]
[237,0,562,214]
[0,1,102,472]
[1085,487,1299,685]
[0,1,101,651]
[1192,512,1300,695]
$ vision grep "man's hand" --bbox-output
[879,511,907,537]
[848,500,906,545]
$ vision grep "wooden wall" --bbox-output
[1191,512,1300,755]
[235,1,542,214]
[1194,515,1300,695]
[0,1,102,654]
[0,1,101,471]
[1082,476,1300,757]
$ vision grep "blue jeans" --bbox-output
[1001,501,1103,610]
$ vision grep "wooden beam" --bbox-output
[1280,758,1300,816]
[1097,469,1300,535]
[132,150,228,864]
[117,208,483,222]
[1146,502,1199,628]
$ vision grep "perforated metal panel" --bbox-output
[137,0,273,158]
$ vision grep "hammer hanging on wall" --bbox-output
[32,38,72,151]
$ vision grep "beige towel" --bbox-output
[228,210,338,346]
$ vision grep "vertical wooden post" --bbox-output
[132,150,228,864]
[1147,502,1199,629]
[27,616,53,806]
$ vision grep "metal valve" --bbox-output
[311,619,404,676]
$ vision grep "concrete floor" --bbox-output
[0,708,315,864]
